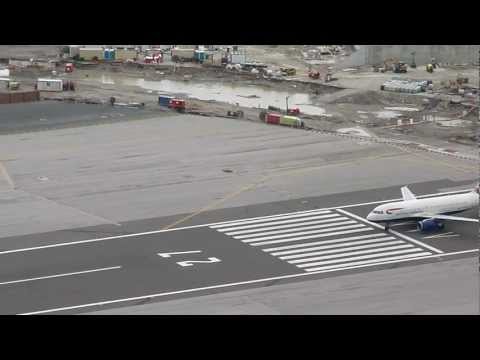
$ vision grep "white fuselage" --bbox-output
[366,192,478,223]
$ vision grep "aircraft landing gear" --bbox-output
[384,222,390,232]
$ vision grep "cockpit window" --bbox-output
[373,210,383,214]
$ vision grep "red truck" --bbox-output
[169,99,186,113]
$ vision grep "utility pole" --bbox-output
[286,95,290,113]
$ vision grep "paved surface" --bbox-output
[0,184,477,315]
[0,101,160,135]
[0,108,476,239]
[0,104,477,314]
[90,257,479,315]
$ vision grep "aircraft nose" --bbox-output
[366,212,374,221]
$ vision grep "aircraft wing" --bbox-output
[416,213,479,223]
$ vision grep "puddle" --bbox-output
[100,74,115,85]
[384,107,419,112]
[373,110,403,119]
[337,127,371,137]
[437,119,470,127]
[122,78,331,116]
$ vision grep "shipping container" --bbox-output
[0,68,9,77]
[37,78,63,92]
[280,115,303,128]
[79,47,104,61]
[158,95,173,106]
[266,113,281,125]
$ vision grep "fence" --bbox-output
[0,90,40,104]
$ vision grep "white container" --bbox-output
[37,78,63,92]
[0,77,10,90]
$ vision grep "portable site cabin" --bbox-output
[79,47,104,61]
[0,77,10,91]
[115,48,137,61]
[37,78,63,92]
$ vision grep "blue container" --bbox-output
[158,95,172,106]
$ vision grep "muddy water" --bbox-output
[116,78,330,116]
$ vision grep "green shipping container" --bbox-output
[280,115,302,127]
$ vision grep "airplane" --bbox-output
[366,185,479,232]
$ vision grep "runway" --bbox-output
[0,183,476,315]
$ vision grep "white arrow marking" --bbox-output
[157,250,202,258]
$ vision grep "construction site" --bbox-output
[1,45,477,157]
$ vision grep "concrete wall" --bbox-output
[364,45,480,66]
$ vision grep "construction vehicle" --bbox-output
[227,110,244,118]
[280,67,296,76]
[393,62,408,73]
[169,99,186,113]
[65,63,74,73]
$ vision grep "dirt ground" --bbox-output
[3,45,478,153]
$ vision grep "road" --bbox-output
[0,183,477,315]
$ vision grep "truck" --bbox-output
[168,99,186,112]
[280,115,303,128]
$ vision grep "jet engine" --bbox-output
[417,218,444,232]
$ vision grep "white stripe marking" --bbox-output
[0,266,122,286]
[241,224,365,243]
[297,248,423,268]
[422,232,454,239]
[304,252,434,271]
[279,240,403,259]
[19,249,477,315]
[423,234,461,239]
[234,220,357,239]
[263,233,388,252]
[224,216,345,234]
[250,227,374,246]
[211,210,332,228]
[336,209,444,254]
[1,190,469,255]
[290,244,415,264]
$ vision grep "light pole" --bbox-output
[411,51,416,68]
[286,95,290,114]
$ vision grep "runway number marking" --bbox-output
[177,258,222,267]
[157,250,222,268]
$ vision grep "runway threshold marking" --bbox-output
[0,266,122,286]
[19,249,478,315]
[0,189,471,256]
[336,209,444,254]
[212,207,442,272]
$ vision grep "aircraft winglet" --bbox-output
[401,186,416,201]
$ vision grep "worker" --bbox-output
[431,57,437,69]
[426,64,434,73]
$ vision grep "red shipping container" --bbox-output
[266,113,281,124]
